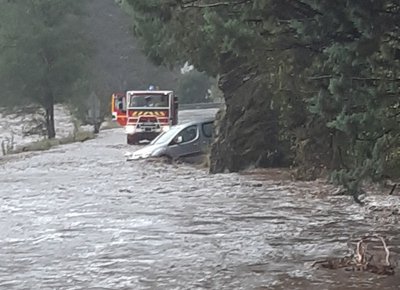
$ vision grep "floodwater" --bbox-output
[0,110,399,289]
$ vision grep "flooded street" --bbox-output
[0,110,399,289]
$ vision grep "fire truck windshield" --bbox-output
[128,94,169,108]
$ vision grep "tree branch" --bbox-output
[181,0,252,9]
[389,183,397,195]
[309,75,400,82]
[356,129,392,142]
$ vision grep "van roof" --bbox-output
[181,117,215,127]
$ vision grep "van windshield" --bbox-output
[151,125,184,145]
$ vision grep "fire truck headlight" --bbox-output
[125,125,136,134]
[162,125,170,132]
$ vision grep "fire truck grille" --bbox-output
[137,116,160,132]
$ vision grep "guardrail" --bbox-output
[179,102,225,111]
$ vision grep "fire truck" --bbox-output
[112,90,178,144]
[111,92,128,126]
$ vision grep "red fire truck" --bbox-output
[112,90,178,144]
[111,92,128,126]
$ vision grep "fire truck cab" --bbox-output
[124,90,178,145]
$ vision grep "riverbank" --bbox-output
[0,104,120,157]
[239,167,400,225]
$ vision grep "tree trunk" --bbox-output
[93,122,100,134]
[209,53,284,173]
[330,131,347,170]
[45,93,56,139]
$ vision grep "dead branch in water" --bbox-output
[313,235,395,276]
[357,235,391,266]
[389,183,397,195]
[377,236,390,266]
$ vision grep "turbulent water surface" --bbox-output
[0,110,399,289]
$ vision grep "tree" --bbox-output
[295,0,400,198]
[0,0,91,138]
[176,70,212,104]
[125,0,315,171]
[126,0,400,197]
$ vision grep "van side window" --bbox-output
[201,122,213,138]
[180,125,198,143]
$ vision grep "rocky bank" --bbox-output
[210,54,286,174]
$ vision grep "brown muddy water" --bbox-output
[0,114,399,289]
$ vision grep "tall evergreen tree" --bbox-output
[295,1,400,197]
[126,0,400,196]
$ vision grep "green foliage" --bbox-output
[0,0,91,137]
[123,0,400,195]
[176,70,212,104]
[296,1,400,194]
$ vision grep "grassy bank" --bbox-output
[0,117,123,157]
[5,130,96,155]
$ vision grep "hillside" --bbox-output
[83,0,179,92]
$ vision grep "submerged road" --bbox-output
[0,109,399,289]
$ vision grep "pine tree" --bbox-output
[295,1,400,198]
[126,0,400,193]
